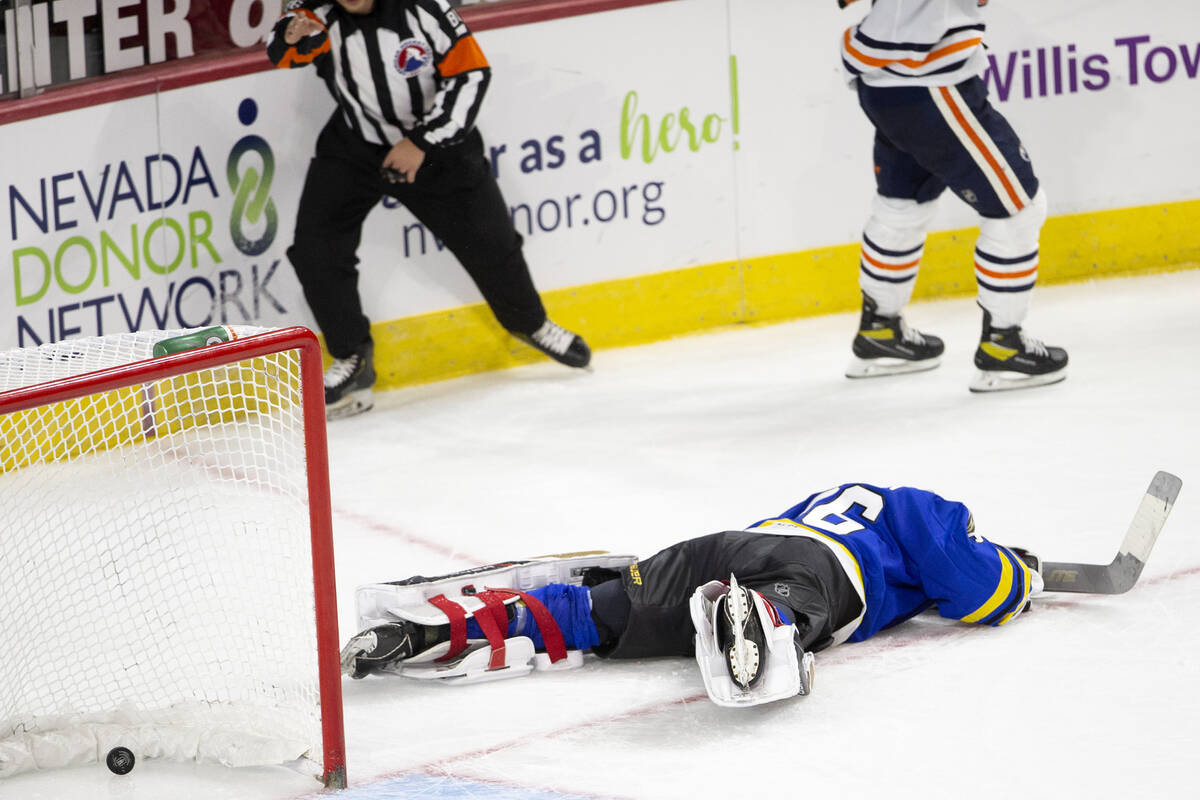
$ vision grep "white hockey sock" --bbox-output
[859,194,938,317]
[975,189,1047,329]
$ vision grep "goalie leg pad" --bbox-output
[689,576,815,708]
[400,587,583,683]
[354,552,637,630]
[340,590,542,683]
[346,553,634,684]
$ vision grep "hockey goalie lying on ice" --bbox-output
[340,482,1053,708]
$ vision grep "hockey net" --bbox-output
[0,326,345,787]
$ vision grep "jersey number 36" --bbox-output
[801,485,884,535]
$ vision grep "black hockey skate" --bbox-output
[324,340,376,420]
[970,306,1067,393]
[516,319,592,369]
[845,293,944,378]
[714,577,768,690]
[339,619,453,679]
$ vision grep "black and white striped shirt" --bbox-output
[267,0,490,150]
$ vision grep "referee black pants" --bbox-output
[288,114,547,359]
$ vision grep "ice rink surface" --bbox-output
[5,270,1198,800]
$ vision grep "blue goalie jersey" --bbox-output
[748,483,1034,643]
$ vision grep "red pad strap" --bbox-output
[472,592,514,670]
[427,594,468,662]
[486,588,568,663]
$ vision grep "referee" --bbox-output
[268,0,591,420]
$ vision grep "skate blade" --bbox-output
[326,389,375,420]
[724,577,760,690]
[845,356,941,379]
[969,368,1067,393]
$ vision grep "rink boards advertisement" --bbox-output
[2,0,1197,377]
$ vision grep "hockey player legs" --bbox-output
[842,0,1068,391]
[847,192,944,378]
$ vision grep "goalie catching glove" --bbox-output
[689,575,815,708]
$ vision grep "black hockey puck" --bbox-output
[106,746,135,775]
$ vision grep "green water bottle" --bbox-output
[151,326,237,357]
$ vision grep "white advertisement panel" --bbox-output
[729,0,1200,257]
[6,95,172,347]
[354,0,740,319]
[984,0,1200,212]
[3,71,328,349]
[2,0,1197,352]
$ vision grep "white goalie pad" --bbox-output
[353,552,635,684]
[399,638,585,684]
[355,551,638,628]
[689,579,815,708]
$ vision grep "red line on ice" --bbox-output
[332,506,489,564]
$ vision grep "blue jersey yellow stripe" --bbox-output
[754,483,1033,642]
[961,546,1013,623]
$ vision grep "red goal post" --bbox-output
[0,326,346,788]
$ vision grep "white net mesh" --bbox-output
[0,327,327,779]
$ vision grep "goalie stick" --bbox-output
[1041,471,1183,594]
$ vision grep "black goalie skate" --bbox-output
[339,621,421,679]
[715,576,768,690]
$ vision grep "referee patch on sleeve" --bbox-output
[438,35,489,77]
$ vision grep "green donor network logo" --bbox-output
[227,98,278,256]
